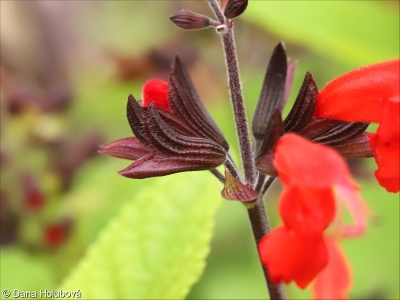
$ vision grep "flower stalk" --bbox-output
[248,196,286,299]
[220,31,258,187]
[207,1,286,298]
[223,33,286,300]
[209,0,257,187]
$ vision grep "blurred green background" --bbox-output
[1,1,399,299]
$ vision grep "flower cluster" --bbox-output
[316,60,399,193]
[259,133,367,297]
[100,0,399,298]
[256,55,398,296]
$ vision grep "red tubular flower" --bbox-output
[259,226,328,289]
[279,186,335,235]
[259,134,366,293]
[312,237,352,300]
[316,60,399,123]
[369,98,399,192]
[316,60,400,193]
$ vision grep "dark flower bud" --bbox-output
[170,10,212,30]
[224,0,248,19]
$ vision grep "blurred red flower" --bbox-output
[259,134,367,298]
[316,60,400,192]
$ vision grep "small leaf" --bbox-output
[221,168,258,202]
[59,172,222,299]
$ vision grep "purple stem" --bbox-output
[220,30,257,187]
[207,1,286,299]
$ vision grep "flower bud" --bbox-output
[170,10,211,30]
[224,0,248,19]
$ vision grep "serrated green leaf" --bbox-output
[244,1,399,66]
[59,172,221,299]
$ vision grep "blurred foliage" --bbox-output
[1,1,399,300]
[244,1,399,67]
[60,172,221,299]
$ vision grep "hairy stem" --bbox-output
[208,0,225,23]
[223,29,286,300]
[221,30,257,186]
[208,1,285,299]
[247,195,286,300]
[208,0,257,186]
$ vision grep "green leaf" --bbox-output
[59,172,221,299]
[244,1,399,66]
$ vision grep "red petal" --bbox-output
[334,185,368,238]
[316,60,400,123]
[274,134,352,188]
[313,237,351,300]
[142,79,171,111]
[369,99,400,192]
[280,186,336,235]
[259,227,328,289]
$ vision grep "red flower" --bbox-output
[312,237,351,300]
[316,60,400,192]
[369,99,399,192]
[259,226,328,289]
[259,134,367,295]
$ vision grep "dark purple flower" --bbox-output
[99,57,229,179]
